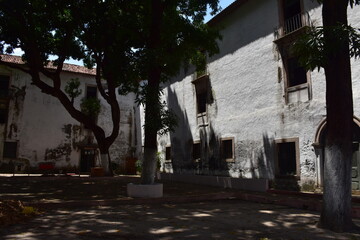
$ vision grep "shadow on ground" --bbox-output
[1,176,360,239]
[1,200,360,240]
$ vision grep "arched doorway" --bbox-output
[313,117,360,189]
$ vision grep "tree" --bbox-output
[135,0,221,184]
[294,0,360,232]
[0,0,221,181]
[0,0,140,175]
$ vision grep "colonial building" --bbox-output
[0,55,141,173]
[158,0,360,191]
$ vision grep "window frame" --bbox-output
[86,85,98,99]
[277,0,305,37]
[165,146,171,162]
[274,137,300,178]
[221,137,235,163]
[276,39,313,104]
[192,75,210,126]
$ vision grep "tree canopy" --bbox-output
[0,0,221,179]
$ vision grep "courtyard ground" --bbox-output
[0,175,360,239]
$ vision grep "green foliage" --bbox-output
[136,85,179,135]
[349,0,360,7]
[22,206,39,215]
[64,78,82,102]
[156,152,162,170]
[192,50,207,76]
[293,24,360,71]
[80,98,100,118]
[135,159,142,174]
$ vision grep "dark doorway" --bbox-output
[80,148,96,172]
[283,0,301,20]
[277,142,297,176]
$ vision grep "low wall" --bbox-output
[159,173,269,192]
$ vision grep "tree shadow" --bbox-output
[165,85,229,176]
[1,199,359,240]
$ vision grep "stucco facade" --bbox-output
[158,0,360,190]
[0,56,140,173]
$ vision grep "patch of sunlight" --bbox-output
[176,216,190,221]
[150,226,186,234]
[0,193,33,196]
[286,213,317,217]
[192,212,212,217]
[105,229,123,233]
[72,210,98,215]
[6,232,35,239]
[82,182,95,185]
[261,221,277,227]
[57,210,71,214]
[42,199,62,203]
[283,222,294,228]
[73,230,92,235]
[95,219,122,225]
[259,210,274,214]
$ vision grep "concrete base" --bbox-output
[159,173,268,192]
[127,183,163,198]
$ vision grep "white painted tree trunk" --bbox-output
[320,144,353,231]
[100,153,111,176]
[141,147,157,184]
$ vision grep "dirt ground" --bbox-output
[1,175,360,240]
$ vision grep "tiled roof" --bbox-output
[0,54,96,76]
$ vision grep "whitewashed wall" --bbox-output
[158,0,360,188]
[0,65,140,170]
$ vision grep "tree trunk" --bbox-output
[100,152,112,176]
[97,142,113,176]
[141,70,161,184]
[319,0,354,232]
[140,0,163,185]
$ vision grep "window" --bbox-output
[165,146,171,162]
[275,138,300,177]
[277,0,307,36]
[286,56,307,87]
[283,0,302,21]
[0,75,10,98]
[194,79,208,115]
[192,142,201,162]
[275,42,311,103]
[86,86,97,99]
[0,101,8,124]
[221,138,234,162]
[193,77,212,126]
[275,0,313,40]
[3,141,17,159]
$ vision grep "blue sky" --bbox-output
[205,0,234,22]
[13,0,235,66]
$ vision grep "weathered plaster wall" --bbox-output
[158,0,360,188]
[0,66,139,171]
